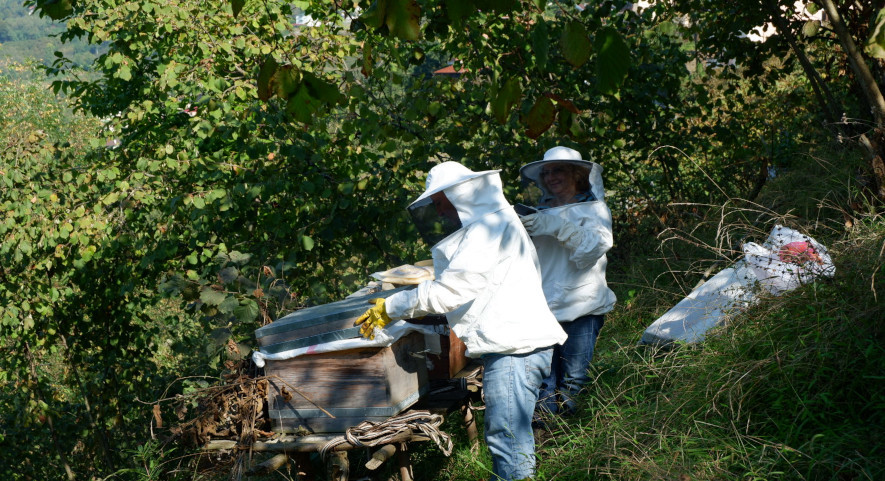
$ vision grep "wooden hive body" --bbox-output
[264,332,428,433]
[256,287,426,434]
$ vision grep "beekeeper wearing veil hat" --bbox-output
[519,146,616,418]
[355,160,566,481]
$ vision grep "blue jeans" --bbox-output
[482,348,553,481]
[538,314,604,415]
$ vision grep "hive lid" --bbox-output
[254,285,415,352]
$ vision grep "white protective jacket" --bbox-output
[385,163,567,358]
[523,160,617,322]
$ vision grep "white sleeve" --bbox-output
[384,229,493,320]
[556,214,613,270]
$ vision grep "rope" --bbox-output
[319,410,453,458]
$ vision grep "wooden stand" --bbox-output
[209,362,482,479]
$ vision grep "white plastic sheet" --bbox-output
[251,320,447,368]
[640,225,836,346]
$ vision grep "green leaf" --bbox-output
[477,0,516,13]
[257,56,278,101]
[446,0,475,25]
[656,21,677,36]
[118,65,132,81]
[274,66,301,98]
[234,299,260,323]
[218,266,239,283]
[200,287,227,306]
[302,70,345,105]
[523,96,556,139]
[218,295,240,314]
[229,251,252,264]
[386,0,421,41]
[595,27,631,95]
[231,0,246,18]
[866,8,885,59]
[801,20,820,38]
[561,21,591,68]
[102,192,120,205]
[286,86,320,124]
[37,0,73,20]
[360,0,388,29]
[490,77,522,124]
[301,235,315,251]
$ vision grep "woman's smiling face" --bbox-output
[540,163,575,198]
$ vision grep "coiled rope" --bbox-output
[319,410,453,458]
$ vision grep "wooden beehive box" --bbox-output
[264,331,428,433]
[256,287,427,434]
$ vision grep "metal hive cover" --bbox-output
[254,285,415,353]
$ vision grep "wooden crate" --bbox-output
[265,332,429,433]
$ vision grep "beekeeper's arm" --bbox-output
[521,209,612,270]
[383,236,493,321]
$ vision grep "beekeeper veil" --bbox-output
[518,146,604,208]
[408,162,502,247]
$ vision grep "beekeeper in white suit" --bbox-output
[518,146,616,417]
[355,161,567,481]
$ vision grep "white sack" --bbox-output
[640,225,835,346]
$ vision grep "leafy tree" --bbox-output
[1,0,841,478]
[666,0,885,199]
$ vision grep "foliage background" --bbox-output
[1,0,883,479]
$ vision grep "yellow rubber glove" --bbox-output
[354,298,392,340]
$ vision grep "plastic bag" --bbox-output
[640,225,835,346]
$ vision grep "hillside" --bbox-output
[396,143,884,481]
[0,0,101,73]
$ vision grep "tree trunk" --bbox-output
[818,0,885,200]
[818,0,885,124]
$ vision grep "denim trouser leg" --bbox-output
[483,348,552,481]
[538,314,604,415]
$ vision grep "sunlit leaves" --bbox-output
[561,21,591,68]
[595,27,631,95]
[301,235,315,251]
[802,20,820,38]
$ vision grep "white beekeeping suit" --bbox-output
[519,147,616,322]
[385,161,567,357]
